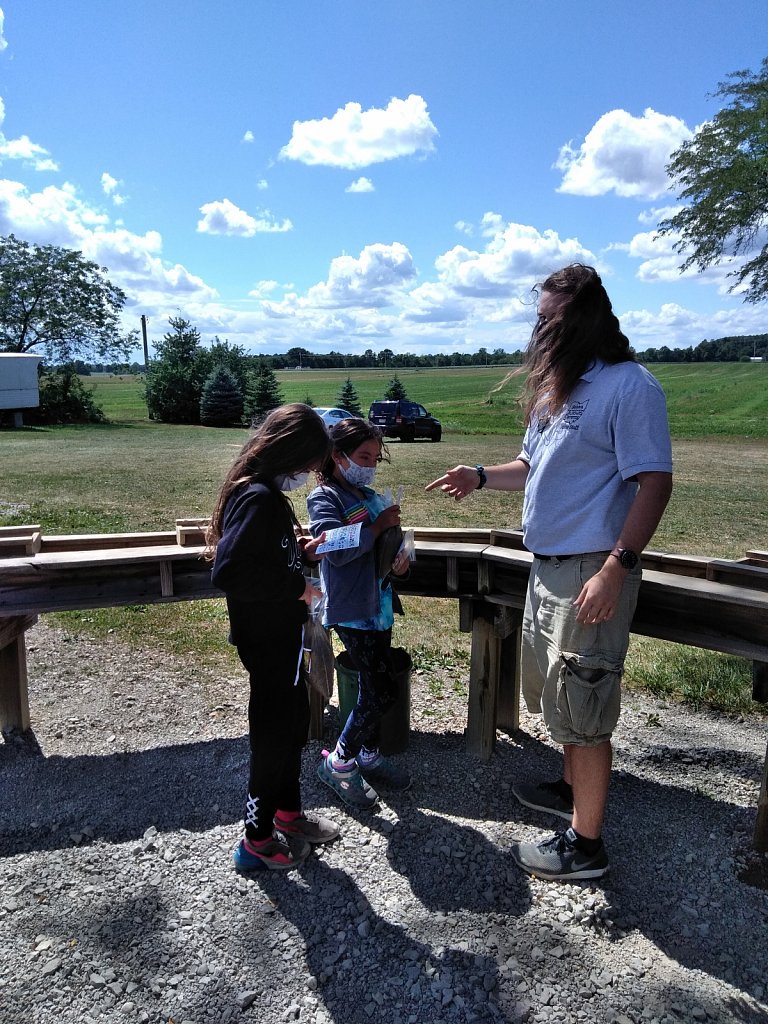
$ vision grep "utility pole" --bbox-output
[141,315,150,370]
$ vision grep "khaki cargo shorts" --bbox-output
[521,553,641,747]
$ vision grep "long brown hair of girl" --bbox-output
[205,403,330,559]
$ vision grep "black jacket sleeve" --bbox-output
[211,483,306,605]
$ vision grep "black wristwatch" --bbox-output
[475,465,487,490]
[611,548,639,570]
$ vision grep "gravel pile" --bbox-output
[1,620,767,1024]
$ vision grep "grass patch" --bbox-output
[626,639,758,716]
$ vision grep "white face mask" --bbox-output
[276,471,310,491]
[338,457,376,488]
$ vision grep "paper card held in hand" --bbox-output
[316,523,362,553]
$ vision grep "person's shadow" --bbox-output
[253,856,513,1024]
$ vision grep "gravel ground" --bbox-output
[1,619,767,1024]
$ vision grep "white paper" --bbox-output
[316,523,362,553]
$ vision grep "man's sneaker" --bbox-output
[273,813,340,845]
[232,836,309,874]
[512,779,573,821]
[357,754,412,791]
[317,752,379,810]
[509,828,609,881]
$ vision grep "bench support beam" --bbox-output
[0,615,37,732]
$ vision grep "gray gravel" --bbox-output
[1,619,767,1024]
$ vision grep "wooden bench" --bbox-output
[1,522,766,851]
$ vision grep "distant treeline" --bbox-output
[641,334,767,363]
[80,333,767,375]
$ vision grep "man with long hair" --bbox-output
[427,264,673,881]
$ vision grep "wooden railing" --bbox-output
[1,521,766,850]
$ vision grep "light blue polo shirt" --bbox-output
[519,360,672,555]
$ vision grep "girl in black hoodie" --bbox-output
[207,404,339,872]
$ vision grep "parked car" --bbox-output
[367,399,442,442]
[314,406,357,426]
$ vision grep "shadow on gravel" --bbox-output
[0,735,250,856]
[3,722,767,1007]
[372,806,533,916]
[252,857,518,1024]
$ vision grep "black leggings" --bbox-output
[236,623,310,840]
[334,626,398,759]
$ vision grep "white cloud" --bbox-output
[435,217,596,299]
[248,279,280,298]
[618,221,740,294]
[0,95,58,171]
[242,130,254,143]
[0,178,216,319]
[0,134,58,171]
[346,176,375,193]
[555,108,692,200]
[455,220,474,236]
[619,301,764,348]
[401,282,468,324]
[0,8,7,52]
[0,179,109,243]
[101,171,126,206]
[280,94,437,169]
[196,197,292,236]
[303,242,417,308]
[257,179,268,190]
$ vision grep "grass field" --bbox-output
[2,364,767,716]
[84,360,768,437]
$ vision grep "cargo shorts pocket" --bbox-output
[556,655,621,742]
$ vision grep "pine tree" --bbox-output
[245,363,284,422]
[336,377,363,416]
[200,365,244,426]
[145,317,207,423]
[384,374,408,400]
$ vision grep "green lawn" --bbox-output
[84,361,768,438]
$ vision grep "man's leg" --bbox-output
[564,741,612,840]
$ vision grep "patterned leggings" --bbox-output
[334,626,399,759]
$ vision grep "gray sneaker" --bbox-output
[510,828,608,881]
[317,753,379,810]
[357,755,412,791]
[512,779,573,821]
[273,813,340,845]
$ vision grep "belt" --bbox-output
[532,553,574,561]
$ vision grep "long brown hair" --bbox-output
[205,403,330,558]
[522,263,635,424]
[317,418,389,482]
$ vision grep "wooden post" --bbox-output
[496,608,523,734]
[755,743,768,852]
[465,602,501,761]
[752,661,768,703]
[0,615,37,732]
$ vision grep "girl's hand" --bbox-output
[299,532,327,561]
[302,580,323,606]
[373,504,401,535]
[391,549,410,576]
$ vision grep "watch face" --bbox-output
[619,549,639,570]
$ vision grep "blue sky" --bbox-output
[1,1,765,358]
